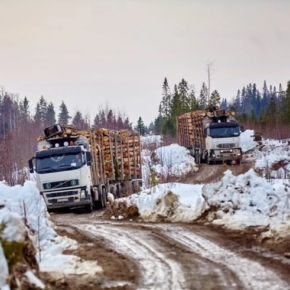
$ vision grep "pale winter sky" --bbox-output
[0,0,289,125]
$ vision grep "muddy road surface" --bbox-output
[51,212,290,290]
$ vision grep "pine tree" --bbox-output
[281,81,290,124]
[45,102,56,126]
[34,96,47,126]
[72,110,88,130]
[58,101,71,125]
[266,93,279,127]
[19,97,30,122]
[161,77,171,117]
[188,88,198,111]
[178,78,189,113]
[136,117,145,135]
[199,82,208,109]
[209,90,221,106]
[107,109,114,129]
[170,85,182,118]
[220,98,228,110]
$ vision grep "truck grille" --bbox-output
[46,190,78,198]
[43,179,79,190]
[217,143,235,149]
[50,197,75,204]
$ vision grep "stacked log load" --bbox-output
[37,125,141,181]
[177,109,236,148]
[177,110,207,148]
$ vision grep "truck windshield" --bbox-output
[210,126,240,138]
[36,153,84,173]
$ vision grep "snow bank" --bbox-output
[112,183,206,222]
[0,208,42,289]
[142,144,197,187]
[0,243,8,288]
[202,169,290,232]
[240,129,257,152]
[254,140,290,171]
[0,180,103,287]
[0,180,55,240]
[112,166,290,241]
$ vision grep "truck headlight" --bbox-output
[44,183,51,189]
[80,190,86,199]
[70,179,78,186]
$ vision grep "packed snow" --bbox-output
[0,180,102,289]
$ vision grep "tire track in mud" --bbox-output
[75,223,243,290]
[52,214,290,290]
[76,224,187,290]
[147,224,290,290]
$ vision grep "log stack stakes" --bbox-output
[37,126,142,181]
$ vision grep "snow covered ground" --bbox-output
[0,181,102,289]
[2,129,290,288]
[112,130,290,240]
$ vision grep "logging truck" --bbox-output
[177,106,244,165]
[28,124,142,213]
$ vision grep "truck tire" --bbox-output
[195,151,201,164]
[102,187,107,209]
[95,188,104,210]
[206,154,212,165]
[85,199,93,213]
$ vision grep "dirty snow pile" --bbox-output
[202,169,290,232]
[251,139,290,179]
[0,181,102,289]
[113,169,290,237]
[112,130,290,239]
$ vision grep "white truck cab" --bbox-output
[28,126,97,213]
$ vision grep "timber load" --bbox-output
[177,108,236,149]
[37,126,142,181]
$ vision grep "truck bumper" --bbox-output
[46,199,91,210]
[209,148,242,162]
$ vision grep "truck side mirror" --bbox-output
[240,126,245,132]
[28,158,34,173]
[86,152,92,166]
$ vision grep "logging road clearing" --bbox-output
[50,212,290,290]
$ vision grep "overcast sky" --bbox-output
[0,0,289,125]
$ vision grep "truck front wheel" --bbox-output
[85,199,93,213]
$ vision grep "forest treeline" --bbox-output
[0,90,133,184]
[1,77,290,184]
[135,78,290,138]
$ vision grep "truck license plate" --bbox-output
[57,198,68,202]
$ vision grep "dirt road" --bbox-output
[192,158,253,184]
[51,212,290,290]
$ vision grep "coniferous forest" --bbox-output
[1,78,290,184]
[0,90,132,184]
[150,78,290,139]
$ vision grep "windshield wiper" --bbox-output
[58,164,72,168]
[38,166,57,172]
